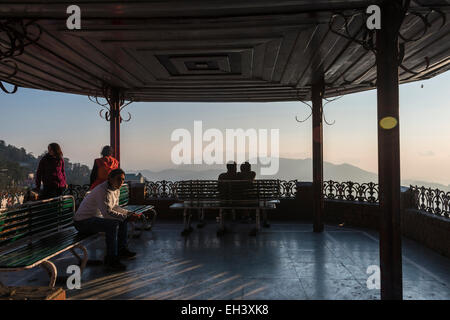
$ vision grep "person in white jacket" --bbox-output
[74,168,140,271]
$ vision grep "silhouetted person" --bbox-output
[218,162,238,202]
[35,143,67,199]
[90,146,119,190]
[218,161,238,180]
[236,162,256,181]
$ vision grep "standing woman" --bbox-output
[35,143,67,199]
[89,146,119,190]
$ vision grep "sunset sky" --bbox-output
[1,71,449,185]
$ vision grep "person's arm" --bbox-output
[90,161,98,186]
[35,158,44,190]
[97,190,131,221]
[61,158,67,187]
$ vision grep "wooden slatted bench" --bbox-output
[0,196,90,287]
[170,179,280,236]
[119,184,157,236]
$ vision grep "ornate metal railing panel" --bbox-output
[323,180,379,203]
[145,180,179,199]
[409,185,449,219]
[279,180,297,198]
[63,184,90,207]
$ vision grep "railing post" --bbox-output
[376,0,405,300]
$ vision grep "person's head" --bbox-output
[101,145,114,157]
[240,161,251,173]
[226,161,237,173]
[108,168,125,190]
[47,143,63,159]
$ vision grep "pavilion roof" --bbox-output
[0,0,449,101]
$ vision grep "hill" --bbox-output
[0,140,91,187]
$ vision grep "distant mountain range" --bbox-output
[132,158,450,191]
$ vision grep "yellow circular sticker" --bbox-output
[379,116,398,129]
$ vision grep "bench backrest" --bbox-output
[176,180,280,202]
[119,184,129,206]
[0,196,75,248]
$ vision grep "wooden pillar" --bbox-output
[376,0,404,300]
[312,76,324,233]
[109,88,121,164]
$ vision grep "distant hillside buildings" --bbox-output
[125,173,146,184]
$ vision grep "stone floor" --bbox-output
[1,221,449,300]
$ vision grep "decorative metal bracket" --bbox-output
[0,19,42,94]
[328,11,377,55]
[0,59,18,94]
[328,1,446,80]
[88,84,133,123]
[294,87,337,126]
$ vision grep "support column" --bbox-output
[109,88,121,164]
[376,0,404,300]
[312,76,324,233]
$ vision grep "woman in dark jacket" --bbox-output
[35,143,67,199]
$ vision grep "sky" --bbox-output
[0,71,449,185]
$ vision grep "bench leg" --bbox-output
[129,221,141,239]
[187,210,193,230]
[197,209,206,228]
[40,260,57,287]
[249,209,261,236]
[0,281,13,297]
[217,209,226,236]
[70,244,88,273]
[146,208,157,230]
[181,208,193,236]
[262,210,270,228]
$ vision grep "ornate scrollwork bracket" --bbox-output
[294,87,337,126]
[328,1,446,78]
[88,84,133,123]
[328,10,377,55]
[0,19,42,94]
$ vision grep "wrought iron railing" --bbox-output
[4,181,449,219]
[63,184,90,207]
[409,185,449,218]
[323,180,379,203]
[279,180,298,198]
[142,179,378,203]
[145,180,179,199]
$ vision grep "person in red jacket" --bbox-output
[89,146,119,190]
[35,143,67,199]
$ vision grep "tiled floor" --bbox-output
[1,222,449,300]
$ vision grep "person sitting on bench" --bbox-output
[218,161,238,180]
[236,162,256,181]
[236,162,256,222]
[73,168,140,271]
